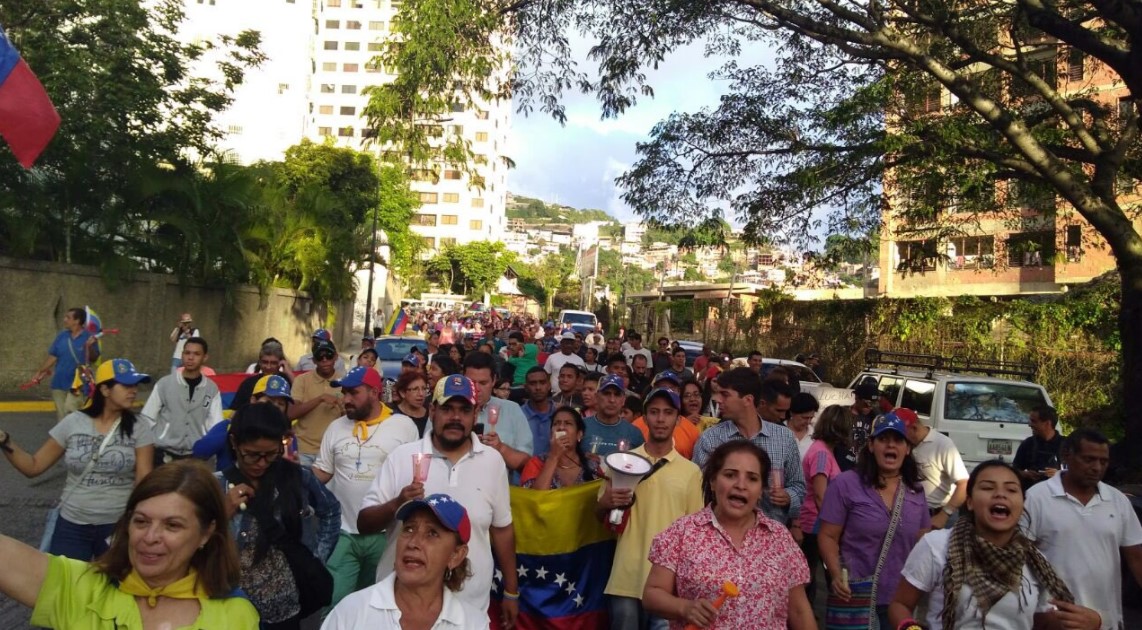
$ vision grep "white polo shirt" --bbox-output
[315,412,420,534]
[543,351,584,389]
[913,428,969,509]
[321,573,489,630]
[361,433,512,613]
[1021,472,1142,629]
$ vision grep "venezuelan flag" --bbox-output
[0,25,60,168]
[207,372,251,415]
[490,480,615,629]
[385,307,409,335]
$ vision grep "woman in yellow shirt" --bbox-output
[0,459,258,629]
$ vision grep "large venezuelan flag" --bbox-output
[208,372,252,412]
[385,307,409,335]
[489,480,615,629]
[0,26,60,168]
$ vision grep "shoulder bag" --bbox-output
[39,419,121,552]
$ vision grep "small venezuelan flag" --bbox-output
[490,480,615,629]
[385,307,409,335]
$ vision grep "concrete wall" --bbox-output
[0,257,353,396]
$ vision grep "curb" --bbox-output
[0,401,56,413]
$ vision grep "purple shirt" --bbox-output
[818,470,931,605]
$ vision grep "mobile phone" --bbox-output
[474,423,485,435]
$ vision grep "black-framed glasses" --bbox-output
[238,447,283,465]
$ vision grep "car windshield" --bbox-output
[561,312,595,325]
[374,338,425,361]
[943,381,1047,424]
[762,362,820,384]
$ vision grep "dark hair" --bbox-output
[605,353,627,367]
[1033,405,1058,428]
[748,350,763,360]
[395,370,427,394]
[623,394,643,416]
[94,460,241,597]
[628,331,642,342]
[584,370,605,384]
[790,392,820,415]
[84,383,139,440]
[671,347,686,357]
[227,404,306,563]
[359,348,378,361]
[681,379,703,406]
[184,336,208,354]
[658,336,670,345]
[431,355,460,376]
[812,404,850,447]
[1063,427,1109,456]
[462,350,496,376]
[494,377,512,390]
[856,432,922,490]
[758,380,794,405]
[963,460,1023,518]
[717,367,763,402]
[552,406,598,482]
[68,307,87,325]
[585,347,598,361]
[525,366,548,379]
[558,363,580,376]
[631,354,647,366]
[508,331,525,343]
[701,440,771,506]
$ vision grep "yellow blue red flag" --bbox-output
[385,307,408,335]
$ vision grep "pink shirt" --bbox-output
[649,505,809,630]
[799,439,842,531]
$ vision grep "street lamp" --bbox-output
[364,218,388,336]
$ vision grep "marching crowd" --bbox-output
[0,306,1139,629]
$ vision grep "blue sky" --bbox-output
[506,40,773,222]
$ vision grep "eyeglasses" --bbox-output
[238,447,283,465]
[682,392,702,400]
[315,353,336,361]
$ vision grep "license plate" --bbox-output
[987,439,1012,456]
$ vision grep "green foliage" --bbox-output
[426,241,516,298]
[507,196,613,224]
[515,248,577,314]
[596,248,656,298]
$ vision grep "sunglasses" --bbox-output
[315,352,336,361]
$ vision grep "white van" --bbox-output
[558,309,598,330]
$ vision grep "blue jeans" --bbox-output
[298,452,317,468]
[610,596,669,630]
[49,514,116,561]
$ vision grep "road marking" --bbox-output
[0,401,55,413]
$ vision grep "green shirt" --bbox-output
[32,555,260,629]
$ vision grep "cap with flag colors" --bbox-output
[0,26,60,168]
[395,494,472,544]
[253,374,293,402]
[433,375,477,406]
[94,359,151,386]
[332,366,383,391]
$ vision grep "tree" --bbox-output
[0,0,264,267]
[427,241,515,297]
[394,0,1142,462]
[518,249,577,314]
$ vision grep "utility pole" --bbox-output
[364,210,380,336]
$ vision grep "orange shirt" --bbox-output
[630,415,700,460]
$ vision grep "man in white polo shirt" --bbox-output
[1022,428,1142,630]
[356,375,519,628]
[543,332,585,390]
[313,366,420,609]
[901,408,968,529]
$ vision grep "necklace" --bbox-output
[557,458,580,470]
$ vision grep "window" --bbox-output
[439,237,457,247]
[361,128,377,139]
[1011,180,1054,210]
[1065,224,1082,262]
[442,193,460,203]
[422,236,436,250]
[346,20,361,29]
[327,0,341,6]
[227,125,243,134]
[338,127,354,137]
[323,41,338,50]
[471,198,485,208]
[441,215,459,225]
[321,62,337,71]
[319,105,333,115]
[369,21,385,30]
[277,83,289,94]
[345,42,361,51]
[320,83,335,93]
[469,220,483,230]
[318,126,333,137]
[948,236,995,269]
[1010,56,1056,100]
[900,380,935,416]
[443,169,462,180]
[1007,231,1054,267]
[341,85,357,94]
[365,61,382,73]
[943,382,1046,423]
[325,19,340,29]
[896,239,937,272]
[1066,49,1084,82]
[475,131,489,142]
[411,169,436,182]
[877,376,904,407]
[368,42,384,52]
[473,154,488,165]
[1119,98,1136,130]
[418,192,438,204]
[414,214,437,226]
[343,63,358,73]
[475,109,489,120]
[340,106,356,115]
[907,84,941,114]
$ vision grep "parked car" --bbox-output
[674,340,705,367]
[373,334,428,380]
[558,309,598,330]
[731,357,827,395]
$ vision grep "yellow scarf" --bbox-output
[119,568,208,607]
[354,405,392,441]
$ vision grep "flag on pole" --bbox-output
[0,26,60,168]
[385,307,408,335]
[489,481,615,629]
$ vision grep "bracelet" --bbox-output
[502,590,520,601]
[897,619,923,630]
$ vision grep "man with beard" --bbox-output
[356,375,519,627]
[289,340,344,467]
[628,354,652,398]
[313,367,419,608]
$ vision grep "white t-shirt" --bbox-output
[543,351,584,389]
[321,573,490,630]
[902,529,1053,630]
[314,413,420,534]
[361,434,512,613]
[49,413,155,525]
[913,428,969,509]
[623,346,653,367]
[1022,473,1142,629]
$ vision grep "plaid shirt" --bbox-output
[692,418,806,525]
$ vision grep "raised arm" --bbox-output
[0,533,50,608]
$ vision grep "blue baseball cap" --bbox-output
[433,375,477,406]
[94,359,151,386]
[396,493,471,543]
[402,353,422,367]
[643,387,681,412]
[332,366,383,391]
[312,328,332,342]
[653,370,682,386]
[598,374,625,394]
[253,374,293,402]
[871,412,908,438]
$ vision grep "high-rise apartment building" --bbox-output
[176,0,511,253]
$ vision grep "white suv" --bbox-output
[837,350,1051,468]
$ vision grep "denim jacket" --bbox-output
[215,465,340,562]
